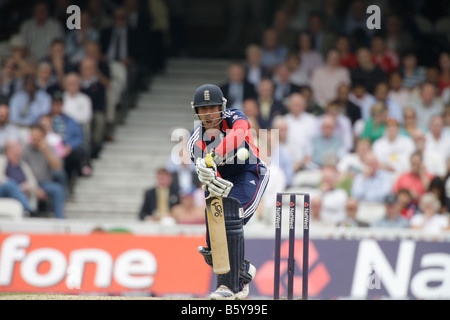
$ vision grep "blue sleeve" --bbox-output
[64,117,84,149]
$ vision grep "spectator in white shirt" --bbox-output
[424,115,450,174]
[283,93,318,172]
[410,192,449,234]
[62,72,93,176]
[372,118,415,174]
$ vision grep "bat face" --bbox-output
[206,196,230,275]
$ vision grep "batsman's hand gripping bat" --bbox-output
[205,153,230,274]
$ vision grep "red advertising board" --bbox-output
[0,233,212,296]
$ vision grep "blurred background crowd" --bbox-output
[0,0,449,234]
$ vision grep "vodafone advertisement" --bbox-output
[0,233,449,299]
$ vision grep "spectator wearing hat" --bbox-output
[370,193,410,228]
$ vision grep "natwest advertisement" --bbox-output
[0,233,449,299]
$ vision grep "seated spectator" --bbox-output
[272,10,298,52]
[171,188,205,225]
[360,102,388,144]
[256,78,284,129]
[38,114,65,159]
[384,14,414,58]
[0,100,22,153]
[393,151,434,205]
[272,63,301,103]
[65,10,100,65]
[424,115,450,175]
[372,118,415,174]
[337,197,369,228]
[400,51,426,90]
[244,44,272,88]
[437,51,450,96]
[297,31,324,76]
[334,83,362,127]
[399,107,420,138]
[49,91,84,194]
[260,28,288,72]
[410,192,449,233]
[370,33,399,74]
[350,47,386,95]
[41,39,76,88]
[337,138,371,178]
[335,34,358,70]
[309,193,336,228]
[23,124,65,219]
[428,177,449,214]
[285,52,309,87]
[361,81,403,124]
[82,41,115,142]
[411,129,447,178]
[0,139,37,215]
[79,57,106,159]
[397,188,418,220]
[307,114,346,168]
[370,193,410,228]
[35,61,62,96]
[350,151,393,203]
[269,117,295,187]
[139,168,180,221]
[283,93,317,171]
[388,71,411,109]
[315,165,348,225]
[310,48,351,108]
[19,1,64,62]
[410,82,445,130]
[0,57,22,101]
[242,98,262,133]
[220,62,257,111]
[62,72,93,176]
[300,86,323,116]
[8,34,36,80]
[318,101,354,153]
[9,74,51,127]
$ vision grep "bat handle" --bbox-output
[205,152,214,168]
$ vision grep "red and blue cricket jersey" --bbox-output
[187,109,270,223]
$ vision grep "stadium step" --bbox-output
[65,58,230,220]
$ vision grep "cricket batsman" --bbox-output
[187,84,270,300]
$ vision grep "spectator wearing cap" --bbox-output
[370,193,410,228]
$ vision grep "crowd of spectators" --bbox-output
[136,1,450,234]
[215,0,450,234]
[0,0,173,218]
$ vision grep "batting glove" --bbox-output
[207,176,233,198]
[195,157,216,184]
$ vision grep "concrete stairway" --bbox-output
[65,58,231,221]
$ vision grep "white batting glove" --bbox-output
[195,158,216,184]
[207,176,233,197]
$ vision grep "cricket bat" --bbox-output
[205,153,230,275]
